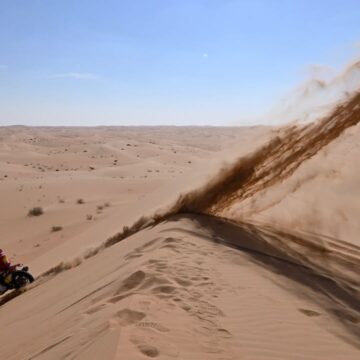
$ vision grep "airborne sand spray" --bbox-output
[268,59,360,124]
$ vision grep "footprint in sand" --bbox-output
[217,328,232,339]
[152,285,177,295]
[180,303,192,312]
[173,277,192,287]
[137,344,159,358]
[124,253,143,261]
[85,303,107,315]
[107,293,132,304]
[137,321,170,333]
[137,273,173,291]
[124,238,163,262]
[160,244,181,253]
[162,237,178,244]
[137,238,162,252]
[116,270,146,294]
[113,308,146,326]
[146,259,169,272]
[109,269,175,303]
[298,308,322,317]
[131,332,178,358]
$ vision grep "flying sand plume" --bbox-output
[268,58,360,123]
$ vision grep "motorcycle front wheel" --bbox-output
[11,271,34,289]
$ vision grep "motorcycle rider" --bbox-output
[0,249,12,271]
[0,249,19,293]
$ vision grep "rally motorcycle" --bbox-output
[0,266,34,295]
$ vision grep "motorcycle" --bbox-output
[0,266,34,295]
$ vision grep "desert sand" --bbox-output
[0,94,359,360]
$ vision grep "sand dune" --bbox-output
[0,94,360,359]
[1,216,359,359]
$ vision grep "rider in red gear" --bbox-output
[0,249,11,272]
[0,249,20,293]
[0,249,19,274]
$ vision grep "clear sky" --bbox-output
[0,0,359,126]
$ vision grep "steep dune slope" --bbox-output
[0,216,359,359]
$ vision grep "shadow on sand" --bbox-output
[163,213,360,349]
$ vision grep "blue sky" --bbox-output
[0,0,359,126]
